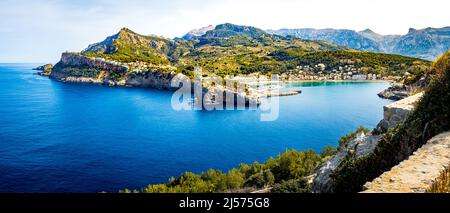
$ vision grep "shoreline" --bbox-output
[280,79,392,83]
[245,79,392,85]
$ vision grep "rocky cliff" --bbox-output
[34,63,53,76]
[48,52,259,107]
[54,52,129,73]
[313,132,380,193]
[377,83,412,100]
[313,92,424,193]
[376,92,424,132]
[317,51,450,193]
[50,52,182,89]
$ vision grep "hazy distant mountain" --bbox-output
[268,28,382,52]
[179,25,215,40]
[268,27,450,60]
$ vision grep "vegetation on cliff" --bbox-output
[121,147,336,193]
[82,28,190,65]
[330,51,450,192]
[52,63,101,78]
[337,126,369,149]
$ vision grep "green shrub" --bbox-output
[128,146,335,193]
[338,126,368,149]
[271,178,311,193]
[321,146,337,158]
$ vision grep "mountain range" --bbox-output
[50,23,429,86]
[266,27,450,60]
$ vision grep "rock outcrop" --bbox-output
[378,77,427,101]
[376,92,424,132]
[377,83,411,100]
[362,131,450,193]
[33,64,53,71]
[313,132,380,193]
[33,64,53,76]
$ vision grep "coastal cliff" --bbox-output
[313,92,424,193]
[376,92,424,132]
[34,63,53,76]
[43,25,431,106]
[48,52,260,106]
[314,50,450,193]
[50,52,181,89]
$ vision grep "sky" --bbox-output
[1,0,449,63]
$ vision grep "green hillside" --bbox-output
[76,24,430,79]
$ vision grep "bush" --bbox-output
[321,146,337,158]
[338,126,368,149]
[128,147,335,193]
[244,170,275,188]
[271,178,311,193]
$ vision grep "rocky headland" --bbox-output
[34,63,53,76]
[46,52,261,107]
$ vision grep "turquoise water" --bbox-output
[0,64,391,192]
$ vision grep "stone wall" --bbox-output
[362,131,450,193]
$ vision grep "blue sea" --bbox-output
[0,64,392,192]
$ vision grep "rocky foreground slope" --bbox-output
[313,92,424,192]
[363,131,450,192]
[313,51,450,193]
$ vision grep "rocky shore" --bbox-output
[377,83,411,100]
[377,77,427,100]
[34,64,53,76]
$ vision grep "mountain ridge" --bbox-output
[268,26,450,60]
[49,23,429,86]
